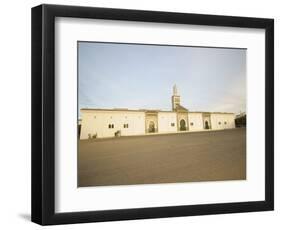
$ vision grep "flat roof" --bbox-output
[81,108,178,113]
[81,108,234,114]
[189,111,235,114]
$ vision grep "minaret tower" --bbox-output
[171,84,180,111]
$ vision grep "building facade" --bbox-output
[80,85,236,139]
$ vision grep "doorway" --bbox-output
[180,119,186,131]
[148,121,156,133]
[204,120,210,129]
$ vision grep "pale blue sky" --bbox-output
[78,42,246,115]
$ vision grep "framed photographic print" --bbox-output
[31,4,274,225]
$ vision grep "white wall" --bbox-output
[80,111,236,138]
[211,113,236,130]
[1,0,280,229]
[80,110,145,139]
[188,113,203,131]
[158,112,177,133]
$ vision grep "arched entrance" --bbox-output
[148,121,156,133]
[205,120,210,129]
[180,119,186,131]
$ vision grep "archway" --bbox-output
[180,119,186,131]
[148,121,156,133]
[205,120,209,129]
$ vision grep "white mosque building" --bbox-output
[79,85,236,139]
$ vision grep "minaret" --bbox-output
[171,84,180,111]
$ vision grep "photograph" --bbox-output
[77,41,247,187]
[30,3,274,225]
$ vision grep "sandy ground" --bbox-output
[78,128,246,187]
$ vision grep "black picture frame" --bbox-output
[31,4,274,225]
